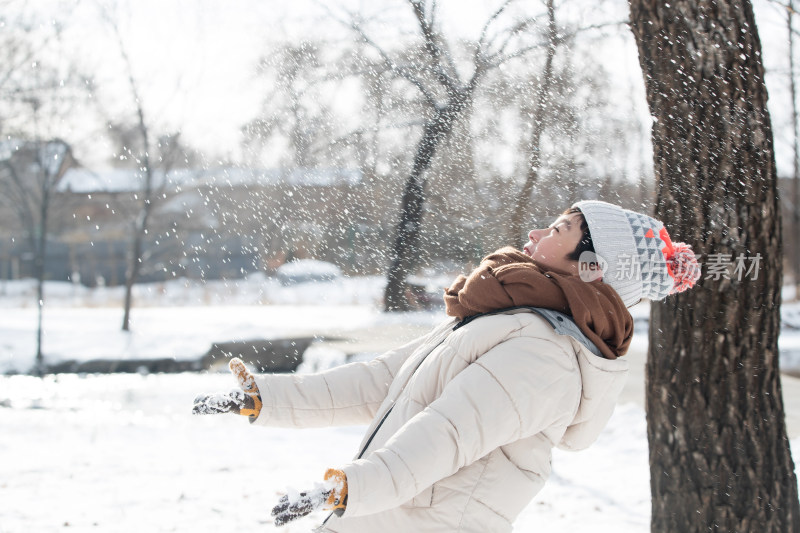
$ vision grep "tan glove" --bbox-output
[323,469,348,511]
[271,468,348,526]
[192,358,263,419]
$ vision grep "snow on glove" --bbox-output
[192,358,263,418]
[271,469,348,527]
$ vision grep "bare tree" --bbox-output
[114,29,158,332]
[0,2,82,373]
[97,11,189,331]
[242,42,334,169]
[628,1,800,531]
[334,0,555,310]
[0,134,73,373]
[382,1,496,310]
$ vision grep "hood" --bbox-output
[558,339,629,451]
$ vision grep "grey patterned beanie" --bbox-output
[572,200,700,307]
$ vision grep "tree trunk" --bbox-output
[121,180,153,332]
[121,103,153,332]
[628,1,800,531]
[34,194,47,375]
[112,19,156,333]
[121,221,144,332]
[383,93,470,311]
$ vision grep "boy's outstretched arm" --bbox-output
[192,358,263,419]
[192,319,455,428]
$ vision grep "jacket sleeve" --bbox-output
[249,324,443,428]
[339,336,582,518]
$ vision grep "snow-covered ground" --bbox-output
[0,276,796,532]
[4,275,800,375]
[0,275,416,374]
[1,372,650,533]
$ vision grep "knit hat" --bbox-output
[572,200,700,307]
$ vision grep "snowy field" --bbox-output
[0,275,797,532]
[1,373,649,533]
[0,274,417,374]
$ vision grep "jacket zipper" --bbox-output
[319,332,450,528]
[355,332,448,459]
[357,405,394,459]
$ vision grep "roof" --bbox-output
[0,139,72,177]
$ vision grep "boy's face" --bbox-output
[522,213,585,274]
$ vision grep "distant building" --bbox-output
[0,138,77,282]
[2,165,380,286]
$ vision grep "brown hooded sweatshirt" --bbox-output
[443,247,633,359]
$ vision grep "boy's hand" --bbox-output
[271,469,348,526]
[192,358,262,418]
[192,389,253,414]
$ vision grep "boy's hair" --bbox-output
[562,207,595,261]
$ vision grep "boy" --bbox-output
[193,200,699,532]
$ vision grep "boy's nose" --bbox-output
[529,229,543,241]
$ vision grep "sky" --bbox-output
[45,0,500,160]
[8,0,798,176]
[20,0,638,167]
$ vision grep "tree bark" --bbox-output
[628,1,800,531]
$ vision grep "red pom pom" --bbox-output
[666,243,700,293]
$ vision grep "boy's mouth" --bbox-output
[522,241,536,257]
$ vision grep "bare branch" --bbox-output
[312,0,440,106]
[2,159,37,206]
[473,1,540,84]
[354,24,440,106]
[486,20,626,70]
[490,17,540,60]
[487,39,550,69]
[477,0,517,51]
[559,20,629,42]
[0,43,39,92]
[0,159,37,236]
[766,0,798,15]
[407,0,460,92]
[0,9,65,93]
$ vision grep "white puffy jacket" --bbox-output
[252,308,629,532]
